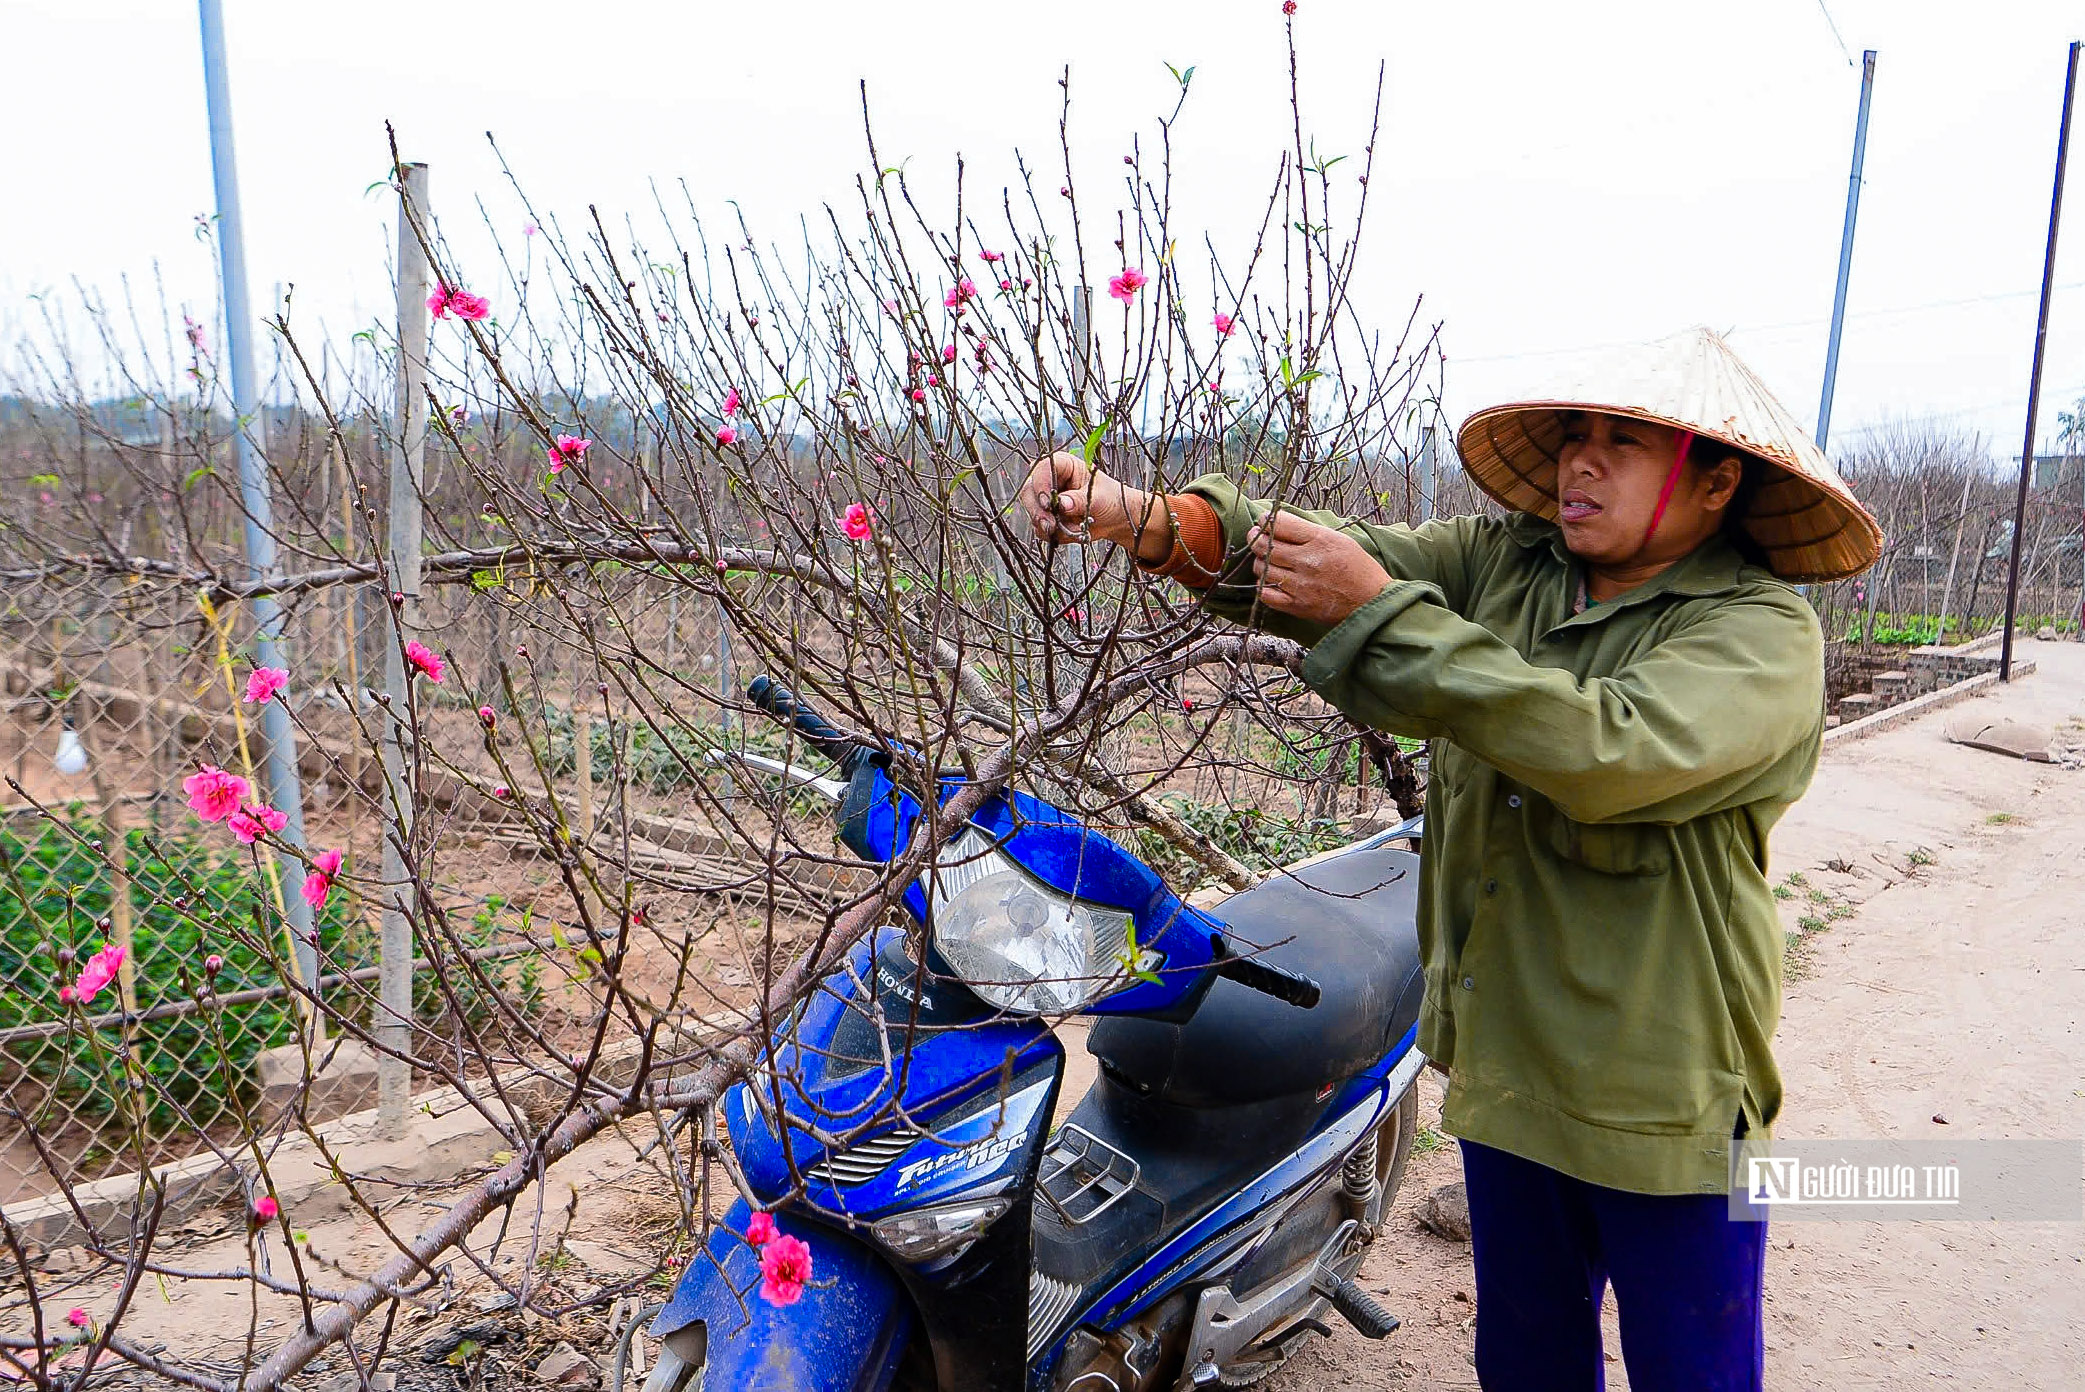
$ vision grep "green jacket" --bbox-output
[1183,478,1824,1194]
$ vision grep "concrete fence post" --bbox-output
[377,161,430,1136]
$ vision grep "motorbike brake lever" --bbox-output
[705,749,849,803]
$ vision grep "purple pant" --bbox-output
[1459,1140,1766,1392]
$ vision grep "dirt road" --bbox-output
[1272,636,2085,1390]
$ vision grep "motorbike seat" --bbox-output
[1088,843,1425,1108]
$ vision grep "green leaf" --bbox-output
[468,569,504,592]
[182,466,214,491]
[1080,421,1108,465]
[1117,922,1162,986]
[28,473,59,489]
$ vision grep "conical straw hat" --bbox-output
[1455,327,1882,582]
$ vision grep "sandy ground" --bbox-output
[1270,636,2085,1391]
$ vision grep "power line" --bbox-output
[1812,0,1856,67]
[1830,380,2085,441]
[1450,281,2085,367]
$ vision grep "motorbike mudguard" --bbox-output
[649,1197,913,1392]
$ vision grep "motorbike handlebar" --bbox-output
[745,675,860,766]
[1215,953,1322,1009]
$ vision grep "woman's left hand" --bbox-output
[1247,508,1394,627]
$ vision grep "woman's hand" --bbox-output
[1248,508,1394,627]
[1019,452,1172,563]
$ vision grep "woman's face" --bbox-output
[1553,411,1739,568]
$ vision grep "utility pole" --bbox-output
[1416,425,1438,524]
[378,161,431,1133]
[1816,50,1878,453]
[196,0,319,1001]
[2002,41,2080,682]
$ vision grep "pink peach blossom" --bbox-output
[66,1308,89,1328]
[1213,312,1237,337]
[65,943,125,1006]
[183,765,250,823]
[909,388,926,403]
[942,344,957,363]
[758,1232,813,1307]
[302,849,344,911]
[493,784,511,799]
[841,503,873,542]
[427,284,491,321]
[227,804,288,845]
[243,666,288,704]
[746,1210,779,1247]
[405,642,445,682]
[253,1195,280,1222]
[723,387,742,415]
[478,705,496,727]
[716,425,739,446]
[548,435,591,472]
[943,278,977,311]
[980,250,1003,263]
[1107,267,1149,302]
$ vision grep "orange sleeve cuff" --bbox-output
[1144,493,1226,587]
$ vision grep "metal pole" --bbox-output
[1816,49,1877,452]
[197,0,318,996]
[378,161,431,1133]
[1416,425,1438,524]
[1070,285,1093,425]
[2003,41,2079,683]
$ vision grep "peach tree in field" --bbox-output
[0,13,1440,1385]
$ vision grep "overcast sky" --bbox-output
[6,0,2082,460]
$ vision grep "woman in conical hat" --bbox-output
[1022,327,1880,1392]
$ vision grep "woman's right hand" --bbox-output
[1019,452,1171,561]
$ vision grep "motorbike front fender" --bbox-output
[649,1199,913,1392]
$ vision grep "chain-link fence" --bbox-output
[0,522,794,1203]
[0,416,1413,1206]
[7,393,2079,1208]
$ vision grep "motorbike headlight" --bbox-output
[930,831,1140,1014]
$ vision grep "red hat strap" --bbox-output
[1641,429,1695,552]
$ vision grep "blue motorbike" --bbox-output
[643,677,1427,1392]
